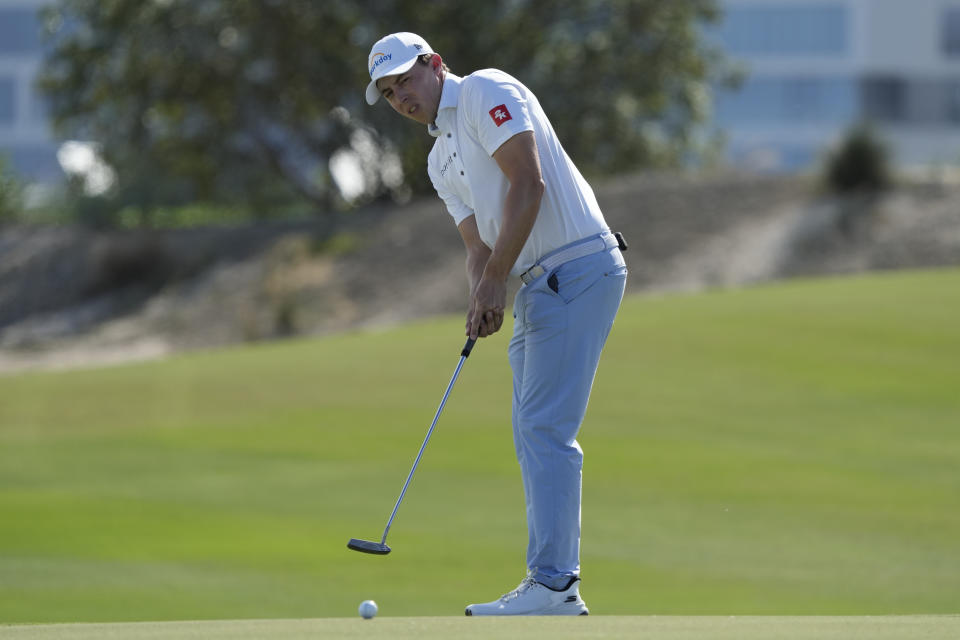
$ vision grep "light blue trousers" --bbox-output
[508,234,627,589]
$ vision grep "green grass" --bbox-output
[2,616,959,640]
[1,268,958,624]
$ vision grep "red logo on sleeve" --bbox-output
[489,104,513,126]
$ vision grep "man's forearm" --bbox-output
[466,244,492,294]
[483,177,544,282]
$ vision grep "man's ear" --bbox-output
[432,54,443,69]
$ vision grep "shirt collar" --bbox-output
[428,73,462,138]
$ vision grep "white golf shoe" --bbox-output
[465,576,589,616]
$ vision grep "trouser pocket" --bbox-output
[548,251,626,304]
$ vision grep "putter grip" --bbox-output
[461,338,476,357]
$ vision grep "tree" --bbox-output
[0,156,23,224]
[824,124,892,193]
[38,0,726,220]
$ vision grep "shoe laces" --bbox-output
[499,576,539,602]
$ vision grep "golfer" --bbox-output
[365,32,626,616]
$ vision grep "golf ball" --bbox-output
[358,599,378,619]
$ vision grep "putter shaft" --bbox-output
[379,338,475,544]
[348,338,475,554]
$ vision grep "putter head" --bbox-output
[347,538,391,555]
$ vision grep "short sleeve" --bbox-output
[429,163,475,227]
[463,73,534,157]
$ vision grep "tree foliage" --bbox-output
[39,0,726,219]
[0,156,23,224]
[824,124,892,194]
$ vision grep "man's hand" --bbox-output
[458,216,504,340]
[467,276,506,339]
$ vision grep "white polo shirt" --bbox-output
[427,70,608,277]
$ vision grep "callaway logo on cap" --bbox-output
[365,32,434,105]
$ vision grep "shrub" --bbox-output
[824,124,892,193]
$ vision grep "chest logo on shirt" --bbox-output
[439,154,454,177]
[489,104,513,126]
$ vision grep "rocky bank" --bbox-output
[2,172,959,373]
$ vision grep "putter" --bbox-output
[348,337,476,555]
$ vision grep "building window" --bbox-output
[860,77,906,122]
[0,8,42,54]
[714,76,857,124]
[0,78,15,124]
[943,7,960,57]
[949,82,960,122]
[5,144,63,181]
[715,3,848,56]
[27,86,50,125]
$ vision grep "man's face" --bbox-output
[376,58,443,125]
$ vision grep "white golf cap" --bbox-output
[365,32,434,105]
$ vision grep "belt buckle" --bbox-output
[521,264,545,284]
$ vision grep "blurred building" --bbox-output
[712,0,960,172]
[4,0,960,182]
[0,0,60,181]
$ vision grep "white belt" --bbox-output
[519,232,618,285]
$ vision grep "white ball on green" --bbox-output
[358,599,378,619]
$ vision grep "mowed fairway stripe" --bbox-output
[1,616,959,640]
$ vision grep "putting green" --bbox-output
[2,616,959,639]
